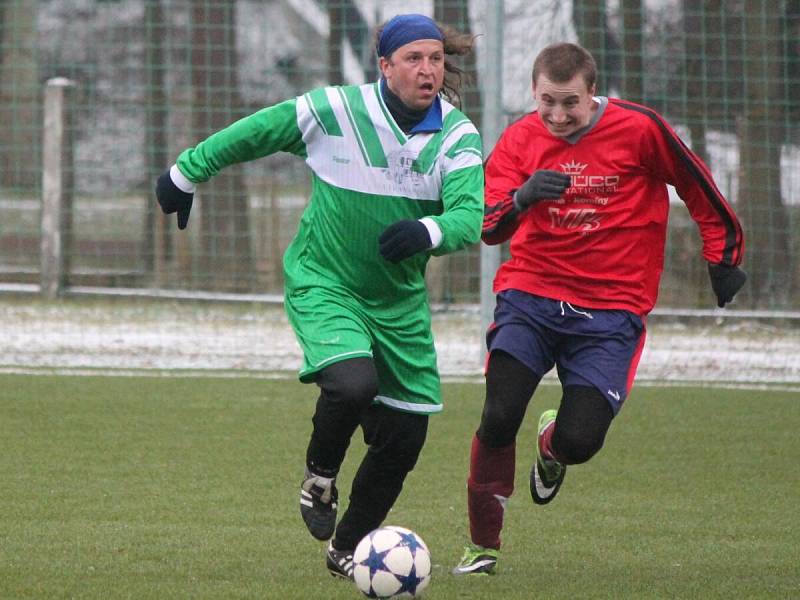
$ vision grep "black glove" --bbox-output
[378,219,432,263]
[514,169,572,211]
[156,169,193,230]
[708,263,746,308]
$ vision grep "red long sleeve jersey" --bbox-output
[482,98,744,316]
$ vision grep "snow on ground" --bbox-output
[2,299,799,387]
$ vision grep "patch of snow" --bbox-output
[2,300,799,386]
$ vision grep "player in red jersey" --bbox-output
[453,42,746,576]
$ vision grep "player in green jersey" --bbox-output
[155,13,483,580]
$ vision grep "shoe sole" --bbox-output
[530,459,565,505]
[451,560,497,576]
[327,567,353,580]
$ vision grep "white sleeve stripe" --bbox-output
[441,151,482,174]
[440,122,480,155]
[443,117,471,136]
[170,164,196,193]
[452,147,482,158]
[419,217,443,248]
[442,120,477,144]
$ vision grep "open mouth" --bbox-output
[420,83,434,92]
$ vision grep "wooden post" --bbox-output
[479,1,504,363]
[41,77,76,299]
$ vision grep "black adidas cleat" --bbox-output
[326,542,354,580]
[300,470,338,541]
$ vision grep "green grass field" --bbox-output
[1,375,797,599]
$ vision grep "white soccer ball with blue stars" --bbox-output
[352,526,431,598]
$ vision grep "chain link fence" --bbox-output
[1,0,799,380]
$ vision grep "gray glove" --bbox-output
[513,169,572,211]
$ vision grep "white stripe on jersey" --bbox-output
[295,83,480,200]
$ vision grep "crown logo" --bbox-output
[560,160,588,175]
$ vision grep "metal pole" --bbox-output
[41,77,76,299]
[479,1,504,363]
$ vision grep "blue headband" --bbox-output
[377,14,443,58]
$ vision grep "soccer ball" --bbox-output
[352,526,432,598]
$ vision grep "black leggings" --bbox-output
[334,403,428,550]
[304,357,429,550]
[477,350,614,464]
[305,357,379,476]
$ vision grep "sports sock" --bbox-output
[467,434,515,550]
[539,418,564,463]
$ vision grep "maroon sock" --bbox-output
[466,434,515,550]
[539,418,564,463]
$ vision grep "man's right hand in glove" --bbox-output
[156,166,194,230]
[513,169,572,211]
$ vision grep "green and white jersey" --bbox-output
[176,82,484,309]
[177,83,482,411]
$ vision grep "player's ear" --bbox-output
[378,56,391,78]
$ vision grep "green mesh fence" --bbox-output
[1,0,798,307]
[0,1,799,381]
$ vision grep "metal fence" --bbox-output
[2,0,800,337]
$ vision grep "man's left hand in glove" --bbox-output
[708,263,747,308]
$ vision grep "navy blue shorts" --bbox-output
[487,289,646,414]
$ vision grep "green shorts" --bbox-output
[284,286,441,414]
